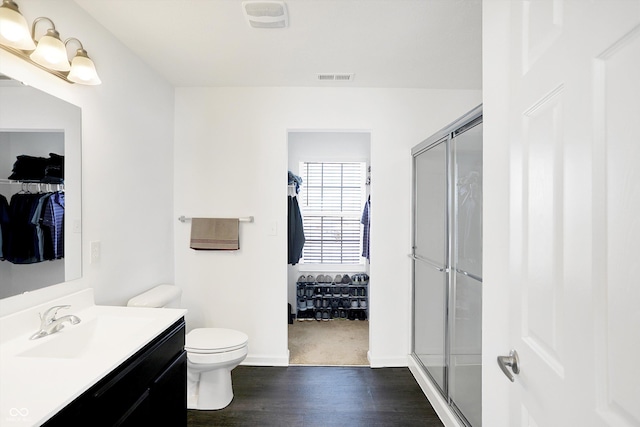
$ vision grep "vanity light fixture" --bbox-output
[29,17,69,72]
[0,0,101,85]
[65,37,101,85]
[0,0,34,49]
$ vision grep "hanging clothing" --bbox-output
[0,195,9,259]
[3,191,64,264]
[288,171,303,194]
[42,191,65,259]
[288,195,305,265]
[361,195,370,260]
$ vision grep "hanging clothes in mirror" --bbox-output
[2,188,65,264]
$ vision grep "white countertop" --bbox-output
[0,289,186,426]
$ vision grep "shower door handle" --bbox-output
[497,349,520,382]
[408,254,446,272]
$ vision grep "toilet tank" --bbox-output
[127,284,182,308]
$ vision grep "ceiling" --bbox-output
[73,0,482,89]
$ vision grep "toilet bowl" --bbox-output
[186,328,248,410]
[127,284,249,410]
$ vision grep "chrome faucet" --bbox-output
[30,305,81,340]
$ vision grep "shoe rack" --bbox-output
[295,273,369,321]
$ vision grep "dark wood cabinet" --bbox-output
[43,318,186,427]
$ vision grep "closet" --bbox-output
[411,106,482,427]
[0,130,66,298]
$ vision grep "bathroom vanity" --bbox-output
[0,289,187,426]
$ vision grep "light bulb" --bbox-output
[0,0,36,50]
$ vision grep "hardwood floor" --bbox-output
[187,366,444,427]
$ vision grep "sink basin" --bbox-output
[19,315,154,359]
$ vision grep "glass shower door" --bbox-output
[412,106,482,427]
[450,122,483,427]
[412,138,448,392]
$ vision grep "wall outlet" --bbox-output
[90,241,101,264]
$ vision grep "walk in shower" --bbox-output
[411,106,482,427]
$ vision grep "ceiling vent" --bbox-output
[242,1,289,29]
[317,73,355,82]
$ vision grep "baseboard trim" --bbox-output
[408,354,464,427]
[368,353,409,368]
[243,351,289,367]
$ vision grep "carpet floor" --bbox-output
[288,318,369,366]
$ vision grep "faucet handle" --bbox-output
[40,305,71,323]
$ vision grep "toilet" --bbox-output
[127,284,248,410]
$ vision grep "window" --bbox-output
[299,162,366,264]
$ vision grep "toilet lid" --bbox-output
[185,328,248,353]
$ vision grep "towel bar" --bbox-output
[178,215,254,223]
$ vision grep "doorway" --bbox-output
[287,131,371,366]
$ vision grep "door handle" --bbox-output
[497,349,520,382]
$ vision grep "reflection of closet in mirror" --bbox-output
[0,131,65,298]
[0,77,82,302]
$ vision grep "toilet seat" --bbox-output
[186,328,248,354]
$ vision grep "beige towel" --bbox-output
[190,218,240,250]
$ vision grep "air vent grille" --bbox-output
[243,1,288,28]
[317,73,355,82]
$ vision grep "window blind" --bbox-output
[299,162,365,264]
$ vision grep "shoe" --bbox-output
[322,310,330,321]
[348,311,356,320]
[298,275,306,283]
[306,298,314,310]
[322,297,330,308]
[359,299,367,309]
[332,285,341,297]
[334,274,342,284]
[297,297,306,311]
[315,297,322,308]
[315,310,322,321]
[332,309,339,319]
[341,274,352,284]
[351,298,359,309]
[341,298,350,308]
[305,286,314,298]
[306,275,316,284]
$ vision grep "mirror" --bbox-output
[0,75,82,299]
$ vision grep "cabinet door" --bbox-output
[150,351,187,426]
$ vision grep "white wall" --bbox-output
[174,87,481,366]
[0,0,175,315]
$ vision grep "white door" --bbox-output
[483,1,640,426]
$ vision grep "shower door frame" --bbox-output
[411,105,482,427]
